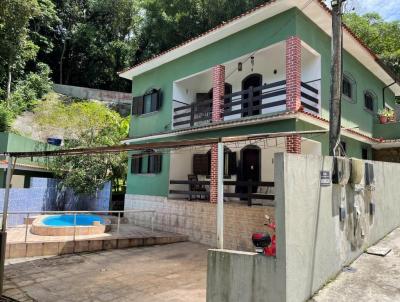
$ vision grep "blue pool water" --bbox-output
[42,214,105,227]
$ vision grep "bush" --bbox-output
[8,63,52,114]
[0,103,14,132]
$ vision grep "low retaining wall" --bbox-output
[124,195,275,251]
[6,235,187,259]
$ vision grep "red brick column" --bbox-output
[286,36,302,111]
[210,65,225,203]
[286,135,301,154]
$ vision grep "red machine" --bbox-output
[251,215,276,256]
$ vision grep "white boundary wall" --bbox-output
[207,153,400,302]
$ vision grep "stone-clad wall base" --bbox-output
[124,194,275,251]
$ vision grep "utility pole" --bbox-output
[329,0,345,156]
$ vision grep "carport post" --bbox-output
[0,156,13,295]
[217,142,224,249]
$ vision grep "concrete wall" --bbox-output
[0,177,111,226]
[53,84,131,116]
[207,153,400,302]
[124,194,274,251]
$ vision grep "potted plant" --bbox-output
[377,108,394,124]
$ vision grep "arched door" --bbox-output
[239,145,261,194]
[242,74,262,117]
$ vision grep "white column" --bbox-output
[217,142,224,249]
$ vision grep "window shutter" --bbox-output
[151,90,159,112]
[156,89,162,110]
[148,153,162,173]
[131,156,141,174]
[132,96,143,115]
[137,97,144,115]
[155,153,162,173]
[193,154,209,175]
[227,152,237,175]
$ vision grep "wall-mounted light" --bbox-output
[251,56,255,72]
[238,62,242,72]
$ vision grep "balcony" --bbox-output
[172,80,320,128]
[172,40,321,129]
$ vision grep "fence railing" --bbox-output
[169,180,274,206]
[172,79,320,129]
[173,98,212,127]
[1,210,156,243]
[300,81,320,114]
[222,80,287,118]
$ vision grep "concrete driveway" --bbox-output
[3,242,208,302]
[312,227,400,302]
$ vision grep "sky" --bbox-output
[325,0,400,21]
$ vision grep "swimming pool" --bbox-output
[31,214,111,236]
[42,214,105,227]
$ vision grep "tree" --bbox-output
[0,0,40,101]
[34,94,129,194]
[135,0,266,63]
[46,0,139,91]
[344,13,400,78]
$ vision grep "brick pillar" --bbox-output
[286,135,301,154]
[286,36,302,111]
[210,65,225,203]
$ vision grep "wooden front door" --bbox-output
[241,146,261,194]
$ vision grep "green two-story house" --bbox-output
[118,0,400,249]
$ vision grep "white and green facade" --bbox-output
[119,0,399,247]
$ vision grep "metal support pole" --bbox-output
[117,212,120,234]
[25,213,30,243]
[0,156,13,295]
[73,213,77,242]
[217,142,224,249]
[151,213,154,232]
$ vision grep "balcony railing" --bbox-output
[173,98,212,128]
[169,179,274,206]
[300,81,320,114]
[172,80,320,128]
[222,80,287,118]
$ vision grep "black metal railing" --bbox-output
[169,179,274,206]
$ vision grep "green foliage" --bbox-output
[135,0,266,63]
[0,0,40,98]
[34,95,130,194]
[344,13,400,78]
[7,63,52,114]
[0,103,14,132]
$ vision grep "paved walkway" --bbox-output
[312,227,400,302]
[3,242,208,302]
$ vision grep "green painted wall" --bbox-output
[127,8,397,196]
[294,10,396,136]
[0,132,56,166]
[374,122,400,140]
[129,9,298,138]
